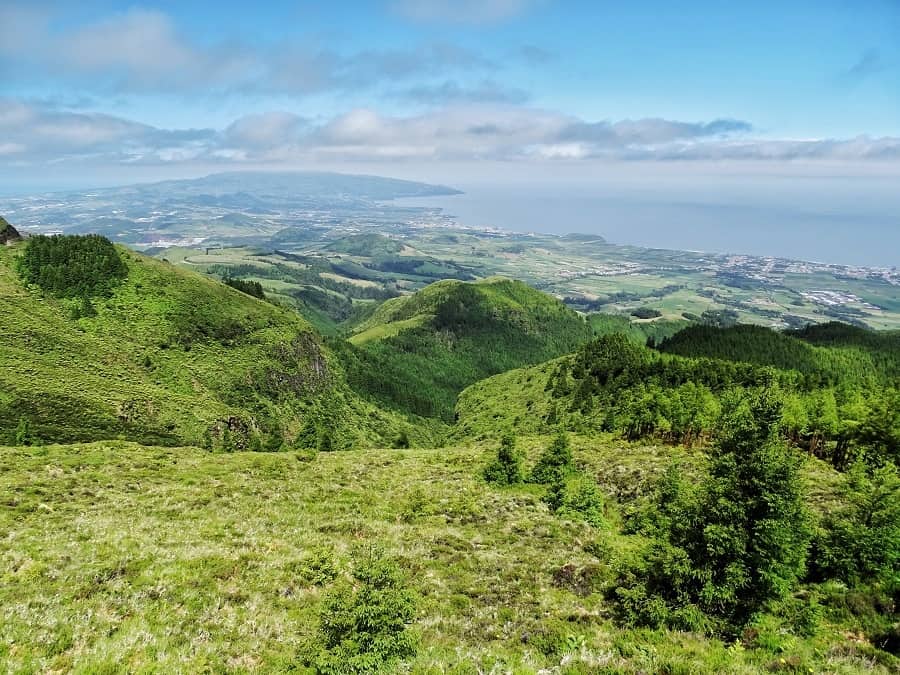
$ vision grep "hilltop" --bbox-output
[0,236,424,449]
[334,277,594,420]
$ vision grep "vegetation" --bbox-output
[315,547,416,672]
[1,226,897,672]
[483,433,524,485]
[3,437,894,672]
[337,277,593,420]
[616,390,811,634]
[630,306,662,319]
[17,234,127,298]
[223,275,265,299]
[458,330,899,471]
[0,237,427,449]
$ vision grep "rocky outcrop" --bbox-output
[0,217,21,244]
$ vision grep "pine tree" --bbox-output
[484,433,523,485]
[529,431,574,484]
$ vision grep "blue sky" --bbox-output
[1,0,899,192]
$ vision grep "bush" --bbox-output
[14,417,31,446]
[811,462,900,585]
[529,431,574,484]
[484,433,523,485]
[316,547,416,673]
[553,473,606,527]
[290,546,338,587]
[631,306,662,319]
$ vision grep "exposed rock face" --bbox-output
[0,217,21,244]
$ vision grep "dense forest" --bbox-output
[16,234,127,298]
[462,327,899,471]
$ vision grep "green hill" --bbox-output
[334,277,594,420]
[457,329,898,469]
[325,232,406,257]
[0,237,422,449]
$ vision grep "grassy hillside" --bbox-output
[0,239,424,449]
[336,277,595,420]
[5,439,893,674]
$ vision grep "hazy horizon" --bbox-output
[2,1,899,266]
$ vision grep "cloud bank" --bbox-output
[3,98,899,168]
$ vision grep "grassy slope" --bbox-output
[0,242,421,448]
[2,439,878,675]
[339,277,595,421]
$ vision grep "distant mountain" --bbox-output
[166,171,461,198]
[333,277,594,420]
[0,235,424,449]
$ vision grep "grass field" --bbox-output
[2,439,889,674]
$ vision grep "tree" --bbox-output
[14,417,31,446]
[811,461,900,585]
[484,433,523,485]
[317,547,416,673]
[318,429,335,452]
[529,431,574,484]
[294,416,319,450]
[698,389,811,626]
[614,389,812,633]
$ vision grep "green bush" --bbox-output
[316,547,416,673]
[554,473,606,527]
[483,433,523,485]
[811,461,900,585]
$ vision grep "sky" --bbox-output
[1,1,900,233]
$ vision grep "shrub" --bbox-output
[811,461,900,585]
[14,417,31,446]
[483,433,523,485]
[554,473,606,527]
[290,546,338,587]
[631,306,662,319]
[316,547,416,673]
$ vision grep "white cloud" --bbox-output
[0,5,500,96]
[3,98,899,168]
[390,0,537,24]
